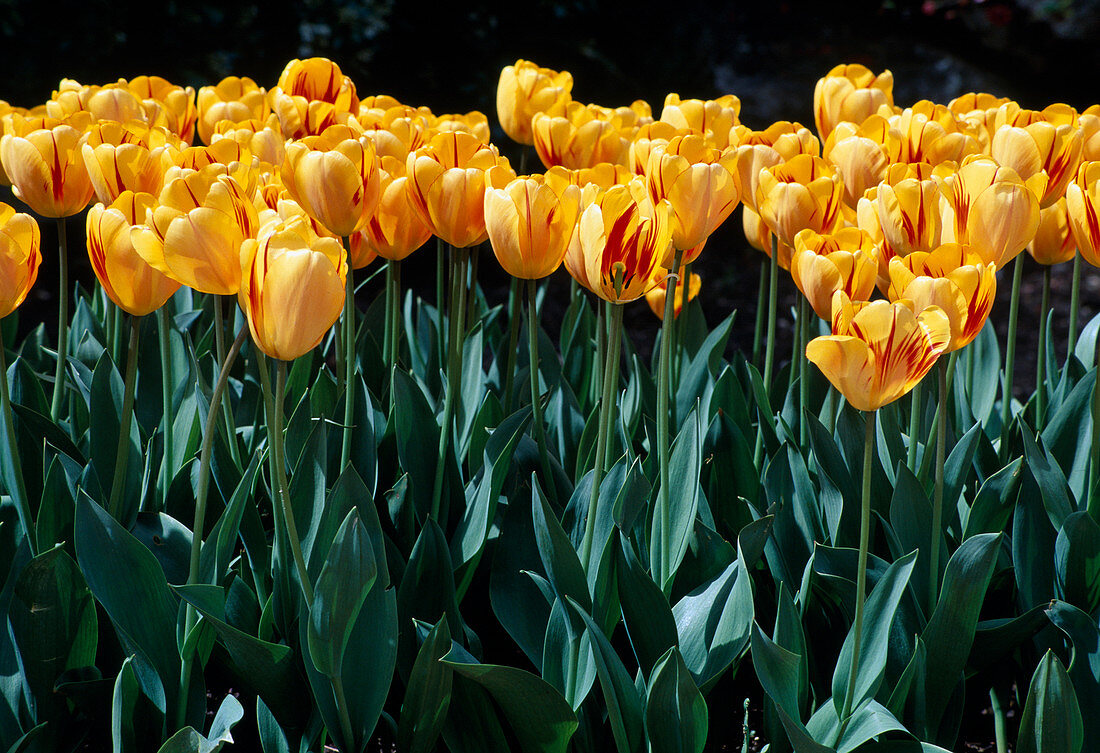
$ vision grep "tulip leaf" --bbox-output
[750,623,834,753]
[806,697,907,753]
[393,369,450,521]
[398,617,453,753]
[542,597,596,709]
[112,656,141,753]
[1040,375,1093,503]
[199,453,261,586]
[942,422,981,511]
[1054,511,1100,614]
[88,352,142,522]
[673,557,754,690]
[645,647,708,753]
[651,408,702,593]
[1046,600,1100,744]
[155,693,243,753]
[962,458,1023,538]
[1013,470,1059,609]
[1021,427,1075,529]
[532,474,590,613]
[1017,651,1083,753]
[616,534,678,681]
[456,323,486,464]
[1073,313,1100,369]
[966,321,1000,425]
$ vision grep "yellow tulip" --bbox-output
[1028,198,1077,266]
[757,154,844,248]
[485,175,581,279]
[0,123,96,217]
[659,93,741,149]
[887,102,983,166]
[197,76,269,146]
[645,134,740,254]
[356,105,431,160]
[0,203,41,318]
[886,243,995,351]
[823,117,891,209]
[736,121,820,161]
[131,163,259,294]
[47,80,147,124]
[578,179,672,302]
[431,111,492,145]
[211,116,286,171]
[241,213,347,361]
[352,156,432,265]
[405,131,515,248]
[991,115,1084,208]
[270,57,359,139]
[646,267,701,320]
[124,76,198,144]
[806,291,950,412]
[544,163,634,191]
[948,92,1011,152]
[742,206,793,269]
[790,227,878,320]
[532,102,632,169]
[813,64,894,140]
[496,60,573,146]
[856,167,944,283]
[629,121,689,175]
[1080,105,1100,161]
[87,192,181,316]
[282,124,382,237]
[81,121,178,204]
[938,155,1043,267]
[1066,161,1100,267]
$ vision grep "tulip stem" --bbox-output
[49,218,69,422]
[158,306,176,508]
[0,325,34,555]
[271,359,314,604]
[930,362,948,610]
[388,260,402,374]
[907,381,922,472]
[1037,266,1051,426]
[798,296,809,449]
[528,279,554,492]
[341,256,356,470]
[999,253,1024,462]
[593,299,606,409]
[213,298,240,469]
[990,686,1008,753]
[436,238,446,367]
[107,316,141,521]
[581,299,624,573]
[842,412,875,723]
[503,277,522,413]
[656,249,684,592]
[467,248,480,327]
[754,236,780,468]
[673,261,691,387]
[1069,252,1082,362]
[431,247,468,522]
[752,261,768,369]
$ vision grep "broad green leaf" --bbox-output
[962,458,1023,538]
[616,535,678,681]
[749,624,833,753]
[1016,651,1083,753]
[532,475,590,612]
[1046,600,1100,745]
[645,648,708,753]
[1021,427,1075,529]
[541,598,595,709]
[398,617,453,753]
[806,698,907,753]
[1055,511,1100,614]
[112,657,140,753]
[673,558,753,690]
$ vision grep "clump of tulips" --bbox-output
[0,55,1094,753]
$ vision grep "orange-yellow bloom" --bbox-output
[856,165,945,286]
[0,203,41,318]
[790,227,878,320]
[823,117,891,209]
[282,124,382,237]
[241,213,347,361]
[646,267,701,320]
[742,207,793,269]
[87,192,181,316]
[1028,198,1077,266]
[351,156,432,266]
[532,102,632,169]
[813,64,894,140]
[757,154,844,248]
[124,76,198,144]
[197,76,269,145]
[81,121,178,204]
[211,116,286,171]
[887,102,983,166]
[806,291,950,412]
[991,113,1084,208]
[659,93,741,149]
[886,243,995,351]
[485,176,581,279]
[405,131,515,248]
[496,60,573,146]
[1066,161,1100,267]
[0,122,96,217]
[270,57,359,139]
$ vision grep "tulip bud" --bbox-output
[351,156,432,265]
[1066,161,1100,267]
[485,176,581,279]
[1028,198,1077,266]
[0,203,41,318]
[813,64,894,140]
[496,60,573,146]
[271,57,359,139]
[0,123,96,217]
[197,76,270,146]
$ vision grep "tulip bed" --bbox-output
[0,58,1096,753]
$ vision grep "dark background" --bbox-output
[3,0,1099,387]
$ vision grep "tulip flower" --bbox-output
[823,117,891,210]
[47,80,147,124]
[211,116,286,171]
[532,102,633,170]
[742,206,792,268]
[856,166,945,288]
[124,76,198,144]
[948,92,1011,152]
[544,163,634,191]
[659,93,741,149]
[1066,161,1100,266]
[282,124,382,238]
[629,121,689,175]
[813,64,894,140]
[81,121,178,204]
[356,105,431,160]
[646,267,700,320]
[353,156,432,264]
[887,102,983,166]
[496,60,573,146]
[405,131,515,248]
[1029,198,1077,266]
[791,228,878,320]
[757,154,844,248]
[87,192,181,316]
[271,57,359,139]
[197,76,270,145]
[241,213,347,361]
[0,122,96,218]
[485,175,581,280]
[991,113,1084,209]
[431,111,492,145]
[1080,106,1100,161]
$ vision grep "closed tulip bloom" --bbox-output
[431,111,492,145]
[578,180,672,302]
[271,57,359,139]
[939,155,1043,267]
[629,121,689,175]
[81,121,178,204]
[859,169,944,268]
[823,117,891,209]
[532,102,632,169]
[742,207,793,269]
[1028,198,1077,265]
[887,243,995,351]
[87,192,181,316]
[357,105,431,160]
[212,117,286,171]
[406,131,515,248]
[496,60,573,146]
[544,163,634,191]
[1080,106,1100,161]
[807,291,950,412]
[757,154,844,248]
[485,176,581,279]
[353,155,432,265]
[124,76,198,144]
[813,64,894,140]
[644,134,739,256]
[949,93,1011,152]
[241,213,347,361]
[282,124,381,237]
[991,116,1084,208]
[0,123,96,217]
[888,103,983,166]
[1066,161,1100,266]
[791,227,878,319]
[646,267,701,320]
[131,164,259,294]
[0,203,41,318]
[731,143,783,215]
[738,121,820,161]
[47,80,147,124]
[197,76,269,145]
[659,93,741,149]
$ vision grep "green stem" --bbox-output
[107,316,142,521]
[431,247,467,521]
[999,253,1024,462]
[907,380,922,471]
[467,247,480,327]
[528,279,554,490]
[271,360,314,604]
[580,300,624,572]
[842,412,876,722]
[1036,265,1051,426]
[341,254,356,469]
[593,299,606,409]
[503,277,522,413]
[50,218,69,422]
[213,299,241,468]
[763,234,779,392]
[990,686,1008,753]
[1069,251,1081,360]
[655,249,684,591]
[382,259,393,378]
[158,307,175,508]
[930,363,947,610]
[798,295,809,449]
[331,674,356,753]
[0,325,34,555]
[673,261,691,387]
[436,237,446,368]
[390,260,402,372]
[752,260,768,369]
